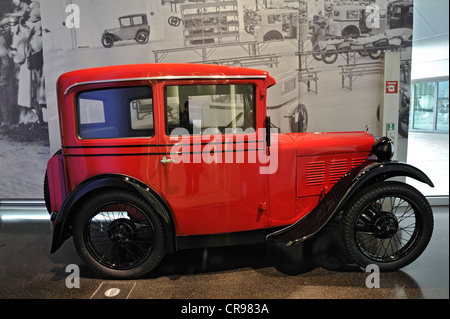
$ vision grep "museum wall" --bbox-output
[0,0,414,198]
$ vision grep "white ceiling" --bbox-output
[413,0,449,40]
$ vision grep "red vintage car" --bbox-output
[45,63,434,279]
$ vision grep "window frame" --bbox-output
[163,82,257,137]
[75,85,155,140]
[411,77,449,133]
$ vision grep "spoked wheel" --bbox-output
[312,43,323,61]
[398,106,410,138]
[101,34,114,48]
[289,103,308,132]
[322,50,338,64]
[135,30,149,44]
[342,182,433,271]
[73,190,165,279]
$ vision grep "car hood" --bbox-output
[105,27,121,34]
[286,131,375,157]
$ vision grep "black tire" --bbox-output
[341,182,433,271]
[368,49,382,59]
[398,106,410,138]
[290,103,308,132]
[321,50,338,64]
[342,26,360,38]
[73,190,165,279]
[263,30,283,41]
[168,16,181,27]
[312,43,322,61]
[101,34,114,48]
[135,30,149,44]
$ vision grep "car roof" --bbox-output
[118,13,147,19]
[391,1,413,7]
[58,63,276,95]
[333,5,367,10]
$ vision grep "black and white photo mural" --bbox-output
[0,0,414,198]
[0,0,49,198]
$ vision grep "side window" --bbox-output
[165,84,255,135]
[347,10,359,19]
[77,86,154,139]
[133,16,144,25]
[281,77,296,95]
[120,17,132,27]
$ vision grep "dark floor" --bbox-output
[0,204,448,302]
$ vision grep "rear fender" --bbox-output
[266,160,433,246]
[46,153,67,213]
[50,174,176,254]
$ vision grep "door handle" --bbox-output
[160,156,174,165]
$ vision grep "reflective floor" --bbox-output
[0,204,448,300]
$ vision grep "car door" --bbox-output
[118,17,134,40]
[157,80,271,236]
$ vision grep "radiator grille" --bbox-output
[329,159,348,183]
[305,157,367,187]
[306,161,325,186]
[351,157,367,168]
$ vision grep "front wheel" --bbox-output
[101,34,114,48]
[73,190,165,279]
[341,182,433,271]
[322,50,338,64]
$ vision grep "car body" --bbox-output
[329,5,387,37]
[388,1,413,29]
[253,9,299,42]
[45,63,434,278]
[101,13,150,48]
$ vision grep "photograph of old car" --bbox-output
[101,13,150,48]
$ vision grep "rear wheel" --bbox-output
[73,190,165,279]
[290,103,308,132]
[312,43,323,61]
[135,30,149,44]
[341,182,433,271]
[398,106,410,138]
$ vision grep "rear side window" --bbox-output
[77,86,154,139]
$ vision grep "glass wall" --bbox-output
[412,79,449,133]
[437,81,449,131]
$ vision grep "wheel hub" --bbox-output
[373,213,399,239]
[108,218,136,243]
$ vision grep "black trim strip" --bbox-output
[63,148,264,157]
[63,145,162,149]
[64,153,165,157]
[62,140,265,149]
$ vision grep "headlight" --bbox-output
[371,136,394,162]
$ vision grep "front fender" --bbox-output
[50,174,175,254]
[266,160,433,246]
[102,32,121,41]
